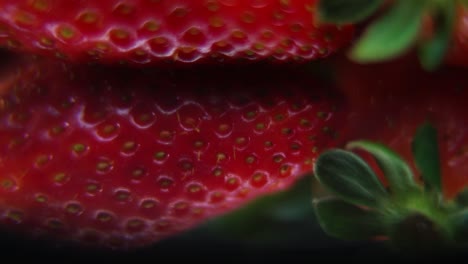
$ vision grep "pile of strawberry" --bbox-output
[0,0,468,253]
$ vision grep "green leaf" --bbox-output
[313,197,385,240]
[318,0,384,24]
[314,149,389,209]
[419,1,456,71]
[346,140,418,196]
[350,0,426,63]
[455,189,468,207]
[449,209,468,244]
[412,123,442,192]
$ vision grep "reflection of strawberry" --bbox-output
[0,0,354,65]
[312,55,468,252]
[0,55,344,250]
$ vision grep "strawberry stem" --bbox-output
[312,123,468,251]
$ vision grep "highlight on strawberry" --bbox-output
[313,122,468,252]
[318,0,468,70]
[0,0,354,65]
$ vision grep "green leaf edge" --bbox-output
[418,1,457,71]
[346,140,419,196]
[314,149,389,209]
[411,122,442,193]
[318,0,385,24]
[349,0,427,63]
[313,197,386,240]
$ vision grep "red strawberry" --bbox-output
[0,55,344,250]
[331,53,468,198]
[445,5,468,67]
[312,54,468,252]
[0,0,354,65]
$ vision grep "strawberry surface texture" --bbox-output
[0,55,344,250]
[0,0,354,65]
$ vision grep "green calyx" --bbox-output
[318,0,467,71]
[312,122,468,252]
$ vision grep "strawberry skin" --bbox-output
[332,54,468,199]
[0,0,354,65]
[446,5,468,67]
[0,55,344,250]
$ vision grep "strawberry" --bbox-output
[334,54,468,199]
[445,5,468,67]
[0,54,344,250]
[0,0,354,65]
[311,54,468,252]
[317,0,468,70]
